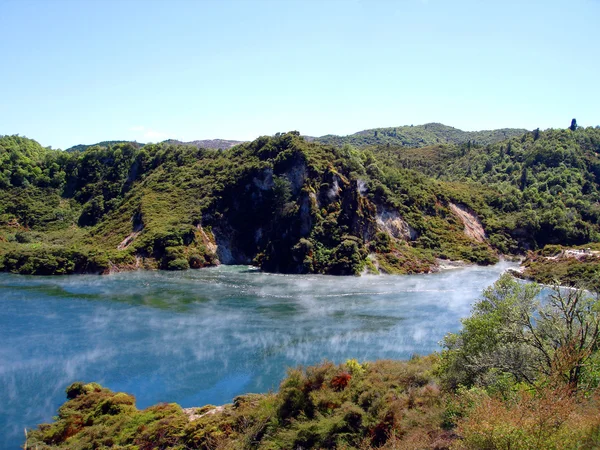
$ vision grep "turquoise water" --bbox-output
[0,263,515,449]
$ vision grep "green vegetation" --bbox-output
[26,274,600,449]
[15,121,600,448]
[1,123,599,276]
[313,122,528,149]
[515,244,600,291]
[162,138,244,150]
[26,358,450,449]
[65,140,144,153]
[441,274,600,390]
[373,126,600,249]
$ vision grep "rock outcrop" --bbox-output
[449,203,487,243]
[117,214,144,250]
[376,206,417,241]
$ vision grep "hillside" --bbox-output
[66,123,524,153]
[312,122,528,148]
[0,125,598,277]
[66,140,145,152]
[67,138,244,153]
[163,138,245,150]
[376,126,600,248]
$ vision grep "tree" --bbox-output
[519,167,529,190]
[532,286,600,388]
[78,195,105,226]
[484,160,494,173]
[441,274,542,389]
[272,175,292,214]
[441,274,600,391]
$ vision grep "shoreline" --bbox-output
[0,255,525,278]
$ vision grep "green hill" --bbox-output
[67,138,243,153]
[162,138,244,150]
[0,124,598,276]
[66,140,144,152]
[376,126,600,247]
[312,122,528,148]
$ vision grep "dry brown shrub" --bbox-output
[453,386,600,449]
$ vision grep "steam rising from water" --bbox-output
[0,262,515,449]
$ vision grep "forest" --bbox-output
[1,123,599,287]
[312,122,527,148]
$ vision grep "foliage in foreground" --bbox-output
[450,386,600,449]
[441,273,600,391]
[26,274,600,449]
[26,357,452,450]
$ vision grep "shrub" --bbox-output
[188,253,205,268]
[454,386,600,450]
[66,382,85,399]
[346,359,367,376]
[15,231,33,243]
[330,372,352,391]
[166,258,189,271]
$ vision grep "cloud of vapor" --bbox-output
[0,261,516,449]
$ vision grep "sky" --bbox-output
[1,0,599,149]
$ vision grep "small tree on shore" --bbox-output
[441,273,600,391]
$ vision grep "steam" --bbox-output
[0,261,516,448]
[357,179,368,196]
[327,178,340,201]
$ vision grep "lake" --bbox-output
[0,262,515,449]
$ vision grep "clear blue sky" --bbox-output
[1,0,599,149]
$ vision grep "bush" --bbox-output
[371,232,392,253]
[66,382,85,399]
[188,253,206,268]
[454,387,600,450]
[441,273,600,391]
[15,231,33,243]
[167,258,189,271]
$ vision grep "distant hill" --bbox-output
[311,123,529,148]
[63,124,524,153]
[162,138,244,150]
[66,139,244,152]
[66,141,144,152]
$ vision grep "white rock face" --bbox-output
[213,231,234,264]
[376,206,417,241]
[449,203,487,243]
[117,216,144,250]
[357,179,368,197]
[197,225,218,254]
